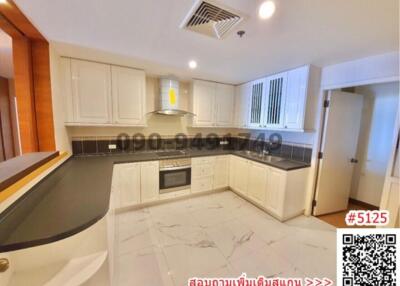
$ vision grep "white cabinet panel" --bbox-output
[234,157,249,196]
[112,66,146,125]
[71,59,112,124]
[247,162,268,206]
[114,163,141,207]
[284,66,309,130]
[229,155,237,189]
[192,177,213,193]
[192,163,214,178]
[248,79,266,128]
[215,84,234,126]
[264,72,288,129]
[214,155,229,189]
[140,161,159,203]
[265,167,286,217]
[235,83,251,128]
[192,80,216,127]
[192,80,234,127]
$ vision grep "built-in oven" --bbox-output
[159,158,191,194]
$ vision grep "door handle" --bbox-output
[350,158,358,163]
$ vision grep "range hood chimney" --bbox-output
[151,77,194,116]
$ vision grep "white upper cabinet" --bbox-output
[192,80,234,127]
[264,72,288,129]
[111,66,146,126]
[238,65,320,132]
[192,80,216,127]
[71,59,112,124]
[283,66,309,130]
[247,79,266,128]
[215,84,234,126]
[234,82,250,128]
[63,58,146,126]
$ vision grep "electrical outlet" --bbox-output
[108,144,117,150]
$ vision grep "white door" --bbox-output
[140,161,159,203]
[248,162,268,205]
[215,84,234,126]
[354,93,398,206]
[264,72,288,129]
[284,66,308,130]
[112,66,146,125]
[214,155,229,189]
[71,59,112,124]
[193,80,216,127]
[247,79,266,128]
[265,167,285,217]
[314,91,363,215]
[115,163,141,207]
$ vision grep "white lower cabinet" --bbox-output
[213,155,230,189]
[112,161,159,208]
[191,156,216,193]
[265,167,286,218]
[247,161,268,206]
[113,163,141,207]
[233,156,249,196]
[140,161,159,203]
[229,155,308,221]
[112,155,308,221]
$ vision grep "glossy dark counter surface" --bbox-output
[0,149,309,252]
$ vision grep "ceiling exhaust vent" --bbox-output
[180,0,244,39]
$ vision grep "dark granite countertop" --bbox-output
[0,149,309,252]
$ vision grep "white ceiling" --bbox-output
[14,0,399,84]
[0,29,13,79]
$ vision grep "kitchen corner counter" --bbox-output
[0,149,309,253]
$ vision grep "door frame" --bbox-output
[305,77,399,218]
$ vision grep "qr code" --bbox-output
[338,229,400,286]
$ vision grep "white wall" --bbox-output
[49,46,72,153]
[321,52,399,90]
[350,82,399,206]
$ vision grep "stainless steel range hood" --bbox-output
[150,77,194,116]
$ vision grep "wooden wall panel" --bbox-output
[32,40,55,151]
[0,77,14,159]
[12,36,38,153]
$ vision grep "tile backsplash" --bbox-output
[71,136,313,164]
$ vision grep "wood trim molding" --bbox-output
[32,40,55,151]
[0,1,56,153]
[0,0,44,40]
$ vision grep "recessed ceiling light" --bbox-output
[259,1,276,19]
[188,60,197,69]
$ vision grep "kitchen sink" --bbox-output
[238,150,284,163]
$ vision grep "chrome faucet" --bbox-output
[263,142,271,155]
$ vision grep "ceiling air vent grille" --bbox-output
[181,0,243,39]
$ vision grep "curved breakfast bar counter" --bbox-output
[0,149,310,253]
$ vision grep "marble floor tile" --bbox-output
[114,191,337,286]
[116,246,174,286]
